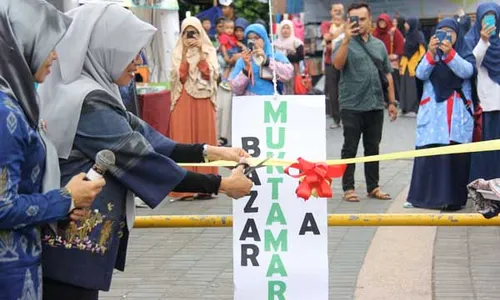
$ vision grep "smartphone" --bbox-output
[445,31,453,42]
[435,29,447,43]
[186,31,195,39]
[484,15,496,36]
[349,16,360,28]
[247,40,255,51]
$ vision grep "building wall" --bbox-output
[304,0,500,23]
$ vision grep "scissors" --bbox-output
[234,156,273,177]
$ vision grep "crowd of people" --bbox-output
[320,2,500,211]
[0,0,499,299]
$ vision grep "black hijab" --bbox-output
[404,17,425,58]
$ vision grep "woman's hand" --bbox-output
[206,145,249,162]
[187,37,202,49]
[65,173,106,209]
[428,36,440,57]
[220,165,253,199]
[69,208,86,222]
[242,49,251,64]
[481,23,496,42]
[439,39,453,56]
[252,48,265,58]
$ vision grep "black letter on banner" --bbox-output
[241,244,260,266]
[299,213,320,235]
[241,137,261,157]
[244,190,259,213]
[247,170,262,186]
[239,218,261,241]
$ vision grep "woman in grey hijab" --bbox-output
[0,1,105,299]
[38,3,252,298]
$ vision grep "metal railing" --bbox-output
[133,214,500,228]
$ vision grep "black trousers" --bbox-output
[43,278,99,300]
[324,64,341,124]
[340,109,384,193]
[392,69,400,102]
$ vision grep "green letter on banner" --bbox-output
[267,177,283,200]
[266,254,288,277]
[268,281,287,300]
[265,229,288,252]
[264,101,287,124]
[266,203,286,225]
[266,152,286,174]
[266,127,285,149]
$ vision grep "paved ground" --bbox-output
[100,114,500,299]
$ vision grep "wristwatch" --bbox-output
[389,101,399,108]
[202,144,209,163]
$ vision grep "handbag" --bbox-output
[354,38,390,104]
[456,88,483,142]
[294,60,312,95]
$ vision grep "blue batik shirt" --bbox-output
[0,91,72,300]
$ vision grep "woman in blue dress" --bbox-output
[229,24,294,96]
[466,3,500,182]
[404,18,476,210]
[0,1,105,299]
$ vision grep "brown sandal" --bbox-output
[368,187,392,200]
[343,190,360,202]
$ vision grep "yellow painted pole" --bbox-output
[133,214,500,228]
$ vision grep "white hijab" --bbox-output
[274,20,303,53]
[38,3,157,159]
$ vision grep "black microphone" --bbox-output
[85,150,116,181]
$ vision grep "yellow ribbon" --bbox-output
[178,140,500,168]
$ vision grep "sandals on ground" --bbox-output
[343,190,360,202]
[368,187,392,200]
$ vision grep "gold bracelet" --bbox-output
[62,186,74,201]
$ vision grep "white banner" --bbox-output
[232,95,328,300]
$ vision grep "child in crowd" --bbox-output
[219,18,246,80]
[201,17,211,34]
[201,17,218,46]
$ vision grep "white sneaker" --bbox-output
[403,201,414,208]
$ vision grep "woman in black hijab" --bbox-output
[399,17,427,116]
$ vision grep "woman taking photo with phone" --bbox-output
[404,18,475,210]
[169,16,220,200]
[467,3,500,182]
[229,24,294,96]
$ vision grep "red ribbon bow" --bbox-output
[284,158,347,201]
